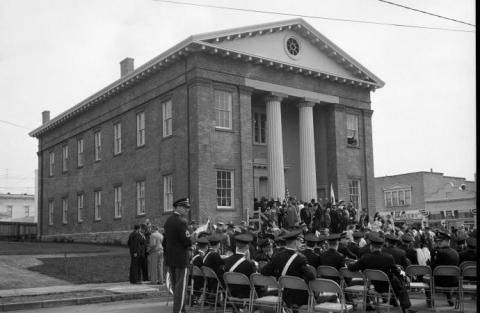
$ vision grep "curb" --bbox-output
[1,291,166,312]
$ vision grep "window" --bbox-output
[385,191,393,207]
[253,112,266,144]
[163,175,173,212]
[77,193,84,222]
[348,179,361,211]
[94,131,102,161]
[136,180,146,215]
[114,185,122,218]
[384,189,412,207]
[5,206,13,218]
[62,145,69,172]
[216,169,234,208]
[346,114,359,146]
[49,152,55,176]
[77,139,84,167]
[162,100,172,137]
[62,198,68,224]
[24,206,30,217]
[48,200,54,225]
[94,190,102,221]
[392,191,398,206]
[215,90,232,129]
[136,112,145,146]
[113,123,122,155]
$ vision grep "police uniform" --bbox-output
[459,237,477,263]
[400,234,418,265]
[319,234,346,284]
[224,234,257,298]
[190,237,208,301]
[338,232,358,260]
[348,231,363,259]
[303,233,321,268]
[383,234,411,269]
[163,197,192,313]
[261,229,315,308]
[254,238,272,269]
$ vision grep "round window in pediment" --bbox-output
[284,36,302,60]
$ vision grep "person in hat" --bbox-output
[459,237,477,263]
[163,197,192,313]
[348,234,414,313]
[224,233,257,299]
[127,224,145,284]
[254,238,273,270]
[400,234,418,265]
[190,237,208,304]
[338,231,358,260]
[318,234,347,282]
[303,233,321,268]
[203,233,226,294]
[261,228,315,311]
[348,231,364,258]
[383,234,411,269]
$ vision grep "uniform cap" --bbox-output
[466,237,476,248]
[281,229,303,241]
[435,230,451,241]
[198,231,210,238]
[401,234,413,243]
[370,234,385,246]
[234,233,253,244]
[385,234,399,242]
[173,197,191,208]
[327,233,341,242]
[207,234,223,244]
[196,237,209,245]
[216,222,225,227]
[304,233,320,243]
[353,231,364,239]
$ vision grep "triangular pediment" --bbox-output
[192,19,384,87]
[384,183,412,191]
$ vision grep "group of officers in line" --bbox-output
[163,197,477,313]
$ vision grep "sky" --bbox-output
[0,0,476,195]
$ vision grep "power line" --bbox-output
[152,0,475,33]
[0,119,32,130]
[377,0,475,27]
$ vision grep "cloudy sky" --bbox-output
[0,0,475,194]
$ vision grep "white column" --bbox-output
[265,94,285,200]
[298,101,317,202]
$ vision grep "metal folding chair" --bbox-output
[460,265,476,313]
[317,266,342,283]
[405,265,433,306]
[278,275,311,313]
[201,266,225,313]
[188,265,205,307]
[459,261,476,271]
[363,269,401,313]
[432,265,461,309]
[309,278,354,312]
[222,272,252,313]
[307,264,317,278]
[340,267,366,311]
[250,273,281,313]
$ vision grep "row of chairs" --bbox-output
[186,263,476,313]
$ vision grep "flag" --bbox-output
[330,184,336,204]
[194,219,210,235]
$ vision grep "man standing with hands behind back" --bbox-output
[163,197,192,313]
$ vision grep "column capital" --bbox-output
[362,108,374,117]
[297,100,316,109]
[264,92,287,103]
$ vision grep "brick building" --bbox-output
[0,193,36,223]
[375,171,476,230]
[30,19,384,242]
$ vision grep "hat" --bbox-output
[258,238,270,248]
[435,230,451,241]
[353,231,364,239]
[208,234,223,244]
[385,234,399,243]
[327,233,341,242]
[281,229,303,241]
[401,234,413,243]
[304,233,320,243]
[173,197,191,208]
[216,222,225,227]
[234,233,253,244]
[466,237,476,248]
[196,237,209,245]
[370,234,385,246]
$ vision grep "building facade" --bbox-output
[375,171,476,230]
[0,193,36,223]
[30,19,384,243]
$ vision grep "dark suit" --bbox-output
[348,242,361,259]
[430,246,460,286]
[163,212,192,313]
[405,248,418,265]
[127,230,145,283]
[383,246,411,269]
[358,243,371,257]
[348,250,411,309]
[190,251,205,298]
[339,243,358,260]
[203,250,226,291]
[224,253,257,298]
[459,248,476,263]
[261,248,315,307]
[303,248,321,268]
[319,248,346,284]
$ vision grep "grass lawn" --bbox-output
[28,254,131,284]
[0,241,114,255]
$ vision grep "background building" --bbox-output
[30,19,383,243]
[0,193,36,223]
[375,170,476,230]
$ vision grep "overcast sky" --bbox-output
[0,0,475,194]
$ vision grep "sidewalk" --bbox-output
[0,282,170,312]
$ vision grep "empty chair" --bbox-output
[278,275,311,313]
[405,265,433,306]
[460,261,476,271]
[201,266,225,313]
[250,273,282,313]
[460,265,477,313]
[317,266,342,284]
[431,265,461,309]
[340,267,366,311]
[309,278,353,313]
[222,272,252,313]
[363,269,401,313]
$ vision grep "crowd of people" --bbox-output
[128,197,477,313]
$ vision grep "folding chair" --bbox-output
[309,278,353,312]
[188,265,205,307]
[432,265,461,309]
[460,265,476,313]
[363,269,401,313]
[201,266,225,313]
[460,261,476,271]
[307,264,317,277]
[405,265,433,306]
[278,275,311,313]
[317,266,342,283]
[340,267,366,311]
[223,272,252,313]
[250,273,282,313]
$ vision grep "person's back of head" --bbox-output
[134,224,140,230]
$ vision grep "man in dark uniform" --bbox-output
[190,236,208,304]
[400,234,418,265]
[254,238,272,270]
[127,224,144,284]
[459,237,477,263]
[426,230,460,307]
[139,223,149,282]
[383,234,411,269]
[261,229,315,312]
[338,231,358,260]
[318,233,346,284]
[302,233,321,268]
[203,233,226,293]
[453,233,467,253]
[348,234,414,313]
[348,231,363,259]
[163,197,192,313]
[224,233,257,298]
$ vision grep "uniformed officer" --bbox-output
[203,233,226,292]
[348,234,414,313]
[224,233,258,299]
[190,237,208,303]
[318,233,346,284]
[338,231,358,260]
[357,231,375,257]
[303,233,321,268]
[261,228,315,311]
[254,238,272,270]
[383,234,411,269]
[163,197,192,313]
[459,237,477,263]
[400,234,418,265]
[426,230,460,307]
[348,231,363,259]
